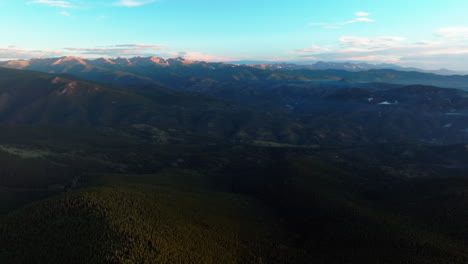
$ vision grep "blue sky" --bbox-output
[1,0,468,69]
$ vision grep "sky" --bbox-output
[1,0,468,70]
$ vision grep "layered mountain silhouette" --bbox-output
[2,56,468,90]
[0,62,467,145]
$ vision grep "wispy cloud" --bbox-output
[0,44,167,60]
[340,17,374,25]
[287,32,468,69]
[114,0,157,7]
[59,11,70,16]
[288,37,406,56]
[309,12,374,29]
[435,27,468,40]
[115,44,166,49]
[64,44,167,56]
[339,36,406,48]
[0,44,231,62]
[287,46,328,54]
[0,46,63,60]
[30,0,74,8]
[177,51,232,62]
[355,12,370,17]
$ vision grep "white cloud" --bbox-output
[31,0,74,8]
[341,17,374,25]
[177,51,232,62]
[0,46,63,60]
[355,12,370,17]
[339,36,406,48]
[114,0,156,7]
[115,44,166,49]
[0,44,231,63]
[59,11,70,16]
[287,46,328,54]
[63,44,167,57]
[435,27,468,40]
[286,33,468,70]
[309,13,375,29]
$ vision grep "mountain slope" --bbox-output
[0,67,305,143]
[0,67,163,125]
[1,66,468,145]
[0,170,300,264]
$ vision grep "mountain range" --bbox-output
[0,62,467,145]
[0,56,468,264]
[246,61,466,75]
[2,56,468,91]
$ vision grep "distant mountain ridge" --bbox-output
[1,56,465,75]
[0,56,198,69]
[2,56,468,95]
[247,61,466,75]
[2,57,468,90]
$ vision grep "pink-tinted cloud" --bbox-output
[0,44,233,63]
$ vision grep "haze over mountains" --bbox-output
[2,56,468,90]
[244,61,465,75]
